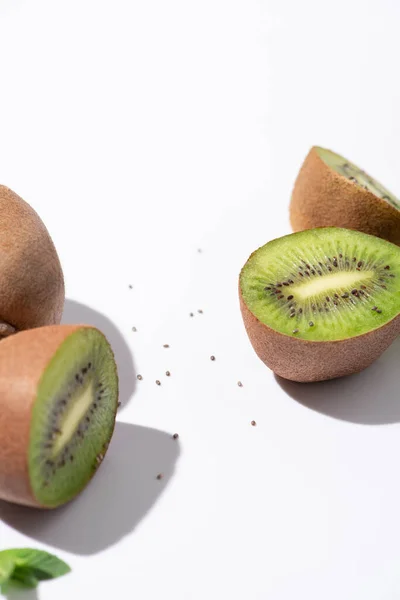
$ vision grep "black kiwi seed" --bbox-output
[385,265,390,270]
[278,295,284,299]
[353,257,356,262]
[283,282,289,286]
[351,289,358,295]
[309,321,314,327]
[341,293,349,298]
[299,272,303,277]
[287,295,294,301]
[358,261,363,267]
[298,308,303,314]
[292,329,299,334]
[326,296,330,302]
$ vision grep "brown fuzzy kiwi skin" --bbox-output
[290,147,400,246]
[0,185,65,336]
[239,287,400,383]
[0,325,119,509]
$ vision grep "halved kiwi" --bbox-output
[239,228,400,382]
[0,325,118,508]
[0,185,64,337]
[290,146,400,245]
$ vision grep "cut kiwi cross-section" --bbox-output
[0,325,118,509]
[239,228,400,382]
[290,146,400,245]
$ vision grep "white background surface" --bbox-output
[1,1,400,598]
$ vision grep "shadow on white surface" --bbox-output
[0,423,180,555]
[3,585,39,600]
[276,337,400,425]
[62,299,136,410]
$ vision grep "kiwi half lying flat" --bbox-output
[290,147,400,246]
[239,228,400,382]
[0,185,64,337]
[0,325,118,508]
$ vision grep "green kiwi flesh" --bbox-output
[240,228,400,341]
[29,328,118,508]
[316,147,400,210]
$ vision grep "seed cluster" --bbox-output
[264,254,394,332]
[42,363,106,485]
[340,162,399,209]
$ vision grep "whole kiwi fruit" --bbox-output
[290,146,400,246]
[0,185,64,337]
[239,227,400,382]
[0,325,119,508]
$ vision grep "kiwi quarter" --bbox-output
[0,185,64,337]
[239,227,400,382]
[0,325,118,508]
[290,146,400,246]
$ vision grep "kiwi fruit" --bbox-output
[290,146,400,245]
[239,227,400,382]
[0,325,118,508]
[0,185,64,337]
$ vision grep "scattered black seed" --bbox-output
[326,296,330,302]
[198,309,203,314]
[361,285,366,290]
[333,260,338,267]
[129,285,133,289]
[339,254,343,258]
[93,403,98,409]
[157,473,163,480]
[166,371,171,376]
[210,355,215,361]
[290,313,295,318]
[359,290,365,295]
[156,380,161,386]
[353,257,356,262]
[328,266,332,272]
[318,270,322,276]
[132,326,137,332]
[292,329,299,334]
[288,279,294,284]
[237,381,243,387]
[311,269,315,275]
[357,261,363,268]
[287,295,294,301]
[377,309,382,314]
[82,367,87,375]
[173,433,179,440]
[198,248,202,253]
[277,294,284,300]
[379,278,385,282]
[309,321,314,327]
[372,306,377,311]
[88,362,92,369]
[264,286,271,291]
[385,265,390,270]
[298,308,303,314]
[163,344,170,348]
[75,374,80,382]
[251,420,256,426]
[190,312,194,317]
[390,274,395,278]
[305,271,310,276]
[137,374,143,380]
[70,456,74,462]
[341,293,349,298]
[299,272,303,277]
[333,301,338,306]
[351,289,358,295]
[381,284,387,289]
[306,264,311,269]
[86,417,90,423]
[283,282,289,287]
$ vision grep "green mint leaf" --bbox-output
[0,548,71,594]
